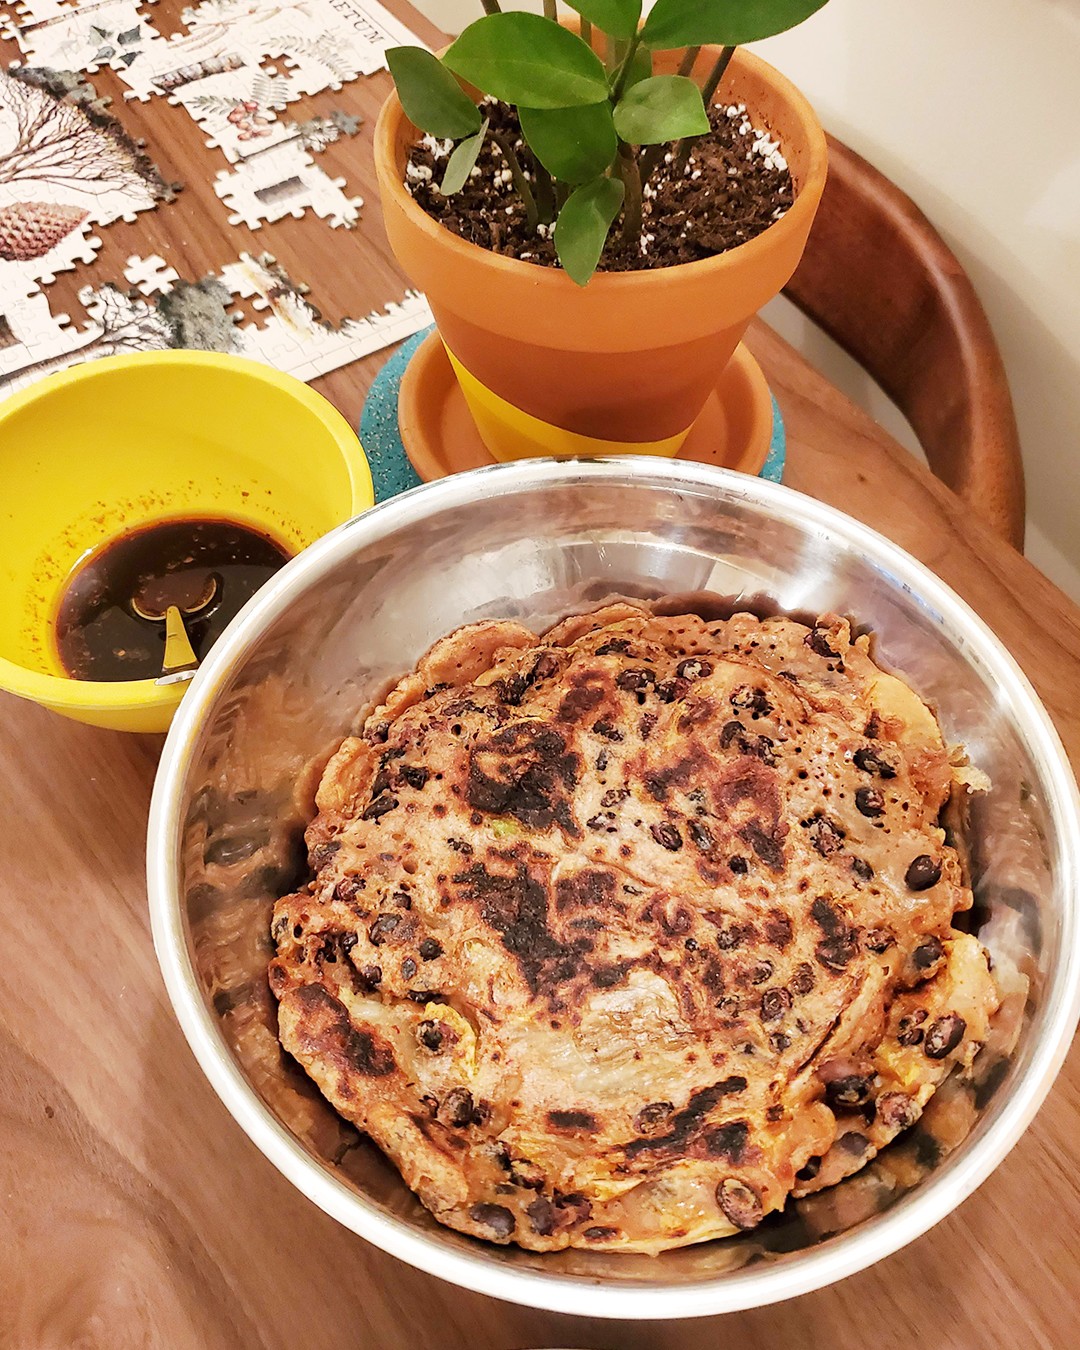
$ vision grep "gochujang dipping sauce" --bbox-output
[55,517,292,682]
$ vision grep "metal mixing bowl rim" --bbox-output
[147,457,1080,1319]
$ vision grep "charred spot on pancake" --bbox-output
[810,896,859,970]
[293,985,396,1077]
[467,723,580,835]
[623,1078,747,1160]
[704,1120,750,1162]
[557,678,605,724]
[678,698,715,732]
[592,962,632,988]
[548,1109,598,1132]
[764,911,793,949]
[555,869,617,913]
[455,861,576,993]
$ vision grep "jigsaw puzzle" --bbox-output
[0,62,175,360]
[0,248,432,399]
[0,2,434,402]
[217,250,430,379]
[2,0,163,76]
[122,249,178,293]
[213,137,362,228]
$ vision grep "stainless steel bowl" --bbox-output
[147,458,1080,1318]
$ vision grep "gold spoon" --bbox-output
[130,574,220,685]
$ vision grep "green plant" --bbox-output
[387,0,828,284]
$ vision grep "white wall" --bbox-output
[408,0,1080,599]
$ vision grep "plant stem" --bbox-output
[677,45,700,76]
[580,17,592,50]
[479,0,501,13]
[700,43,736,105]
[609,31,641,104]
[674,44,735,172]
[492,130,539,231]
[554,179,570,211]
[616,141,642,242]
[604,33,620,73]
[533,159,556,224]
[542,0,556,18]
[638,142,665,183]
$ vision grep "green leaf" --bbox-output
[386,46,481,139]
[613,75,708,144]
[641,0,829,49]
[554,175,624,285]
[621,44,653,91]
[443,13,609,109]
[563,0,641,42]
[438,117,488,195]
[519,103,617,184]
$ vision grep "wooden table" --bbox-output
[4,4,1080,1347]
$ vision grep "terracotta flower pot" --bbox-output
[374,45,827,462]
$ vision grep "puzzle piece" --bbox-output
[178,0,427,100]
[0,288,91,395]
[122,251,178,293]
[0,70,173,232]
[0,209,104,298]
[116,12,264,102]
[170,61,298,163]
[213,140,362,229]
[1,0,80,42]
[288,109,363,154]
[215,252,430,380]
[4,0,163,75]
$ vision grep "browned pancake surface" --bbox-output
[269,607,998,1253]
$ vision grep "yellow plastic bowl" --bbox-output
[0,351,372,732]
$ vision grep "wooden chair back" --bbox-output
[783,134,1025,549]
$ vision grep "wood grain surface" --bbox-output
[3,4,1080,1347]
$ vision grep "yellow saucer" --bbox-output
[398,332,774,482]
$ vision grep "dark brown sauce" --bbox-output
[56,517,292,682]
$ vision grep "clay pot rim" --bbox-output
[373,46,828,294]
